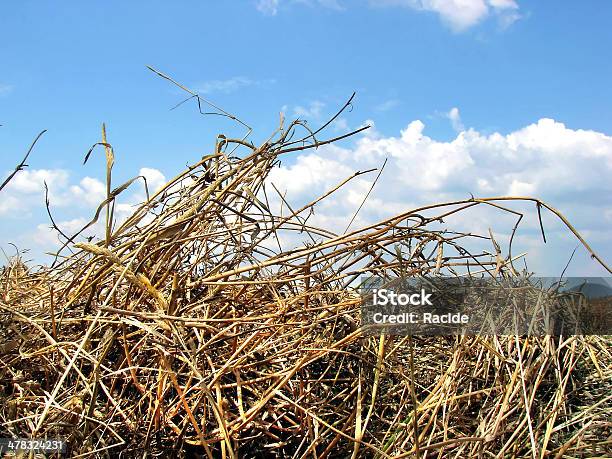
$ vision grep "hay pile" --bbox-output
[1,111,611,458]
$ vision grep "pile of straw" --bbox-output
[1,99,610,458]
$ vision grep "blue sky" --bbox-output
[1,1,612,275]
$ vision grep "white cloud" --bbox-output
[69,177,107,207]
[3,116,610,275]
[359,119,382,140]
[0,167,166,217]
[423,0,488,31]
[490,0,521,28]
[256,0,344,15]
[3,169,69,195]
[0,195,21,215]
[255,0,519,30]
[256,0,280,15]
[269,150,354,196]
[446,107,465,132]
[293,100,326,120]
[32,218,92,247]
[0,169,70,215]
[1,166,168,263]
[369,0,520,31]
[266,115,612,274]
[195,77,256,95]
[331,117,350,132]
[488,0,516,7]
[507,179,535,196]
[194,76,275,95]
[140,167,167,194]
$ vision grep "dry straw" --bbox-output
[1,75,610,458]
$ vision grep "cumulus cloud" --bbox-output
[3,117,610,274]
[272,117,612,204]
[267,116,612,274]
[0,166,165,218]
[0,169,70,214]
[32,218,92,247]
[269,149,354,196]
[1,166,168,263]
[140,167,167,194]
[68,177,107,207]
[370,0,520,31]
[0,195,21,216]
[3,169,69,195]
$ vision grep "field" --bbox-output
[1,94,611,458]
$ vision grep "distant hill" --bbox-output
[563,281,612,299]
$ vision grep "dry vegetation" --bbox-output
[1,82,611,458]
